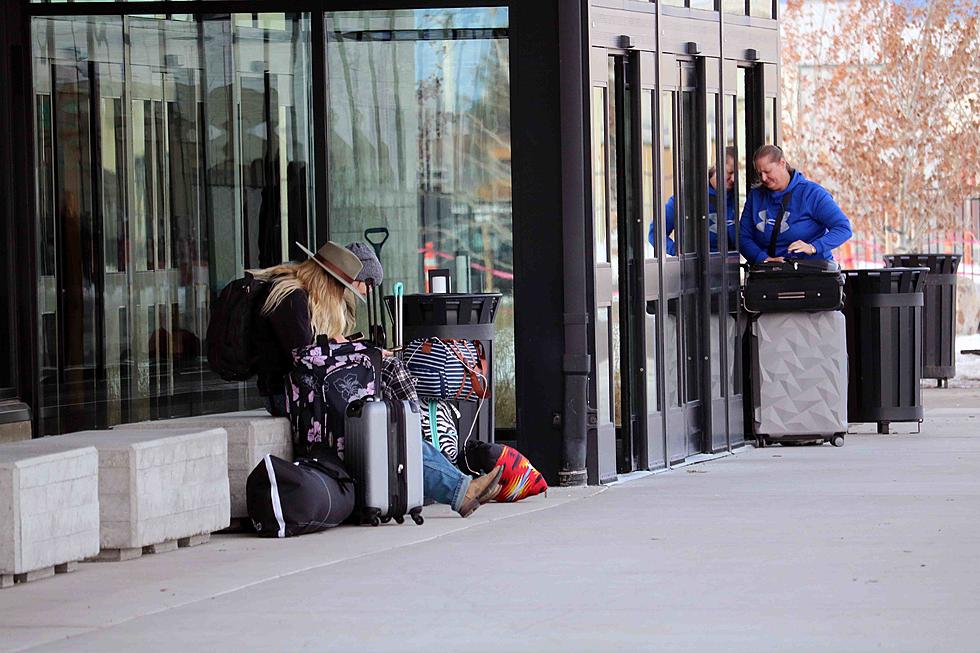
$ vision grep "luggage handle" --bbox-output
[392,282,405,350]
[364,227,390,256]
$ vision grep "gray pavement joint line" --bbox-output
[10,485,607,653]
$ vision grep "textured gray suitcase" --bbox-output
[751,311,848,447]
[345,396,425,526]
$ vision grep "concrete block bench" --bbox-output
[120,411,291,520]
[47,428,230,561]
[0,441,101,587]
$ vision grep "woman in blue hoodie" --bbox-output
[738,145,852,264]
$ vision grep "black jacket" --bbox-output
[253,287,313,396]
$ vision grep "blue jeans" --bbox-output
[422,440,470,512]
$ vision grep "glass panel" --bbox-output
[691,0,717,10]
[593,87,609,264]
[765,96,776,144]
[750,0,774,18]
[324,8,514,425]
[679,88,698,255]
[736,68,748,213]
[31,14,314,435]
[607,58,621,429]
[683,293,701,402]
[725,95,739,252]
[661,0,687,6]
[646,301,660,411]
[723,0,747,14]
[661,91,676,257]
[596,307,612,424]
[706,92,720,253]
[665,298,681,407]
[642,90,656,260]
[710,297,723,398]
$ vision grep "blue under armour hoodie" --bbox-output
[651,185,736,256]
[738,170,852,264]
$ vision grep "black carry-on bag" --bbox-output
[743,258,845,313]
[246,454,355,537]
[344,348,425,526]
[742,189,844,313]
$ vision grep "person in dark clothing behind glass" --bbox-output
[251,241,501,518]
[739,144,853,264]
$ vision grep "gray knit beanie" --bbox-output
[346,242,384,286]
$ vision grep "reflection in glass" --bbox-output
[607,58,621,429]
[726,94,739,253]
[646,302,660,411]
[736,67,749,210]
[596,308,612,423]
[665,299,681,407]
[324,8,514,425]
[642,90,655,260]
[679,88,699,256]
[31,14,314,435]
[683,294,701,402]
[660,92,676,257]
[593,88,609,264]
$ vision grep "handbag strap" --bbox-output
[767,190,794,258]
[427,400,440,451]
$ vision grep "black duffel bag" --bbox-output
[246,454,355,538]
[743,258,845,313]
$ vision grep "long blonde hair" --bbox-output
[251,259,356,339]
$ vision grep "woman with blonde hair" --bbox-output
[252,241,501,518]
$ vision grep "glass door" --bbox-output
[31,14,315,436]
[675,59,707,460]
[589,49,652,478]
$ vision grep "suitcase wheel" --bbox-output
[410,508,424,526]
[394,515,405,525]
[370,516,381,527]
[380,516,391,524]
[831,435,845,447]
[756,437,767,449]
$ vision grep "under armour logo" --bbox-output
[756,210,790,233]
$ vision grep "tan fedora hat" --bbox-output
[295,240,366,303]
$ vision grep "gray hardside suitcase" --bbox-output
[751,311,848,447]
[344,358,425,526]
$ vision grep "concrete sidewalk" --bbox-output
[2,390,979,652]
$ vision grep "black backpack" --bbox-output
[246,454,355,538]
[205,273,267,381]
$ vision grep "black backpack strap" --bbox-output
[767,190,794,258]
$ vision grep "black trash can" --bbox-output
[884,253,961,387]
[843,267,927,433]
[385,293,502,447]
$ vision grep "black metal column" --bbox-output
[0,1,39,430]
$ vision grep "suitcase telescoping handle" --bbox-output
[392,282,404,350]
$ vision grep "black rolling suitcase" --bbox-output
[743,259,845,313]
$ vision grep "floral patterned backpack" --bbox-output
[286,338,379,460]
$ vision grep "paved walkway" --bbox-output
[2,389,979,652]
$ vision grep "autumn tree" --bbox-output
[781,0,980,259]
